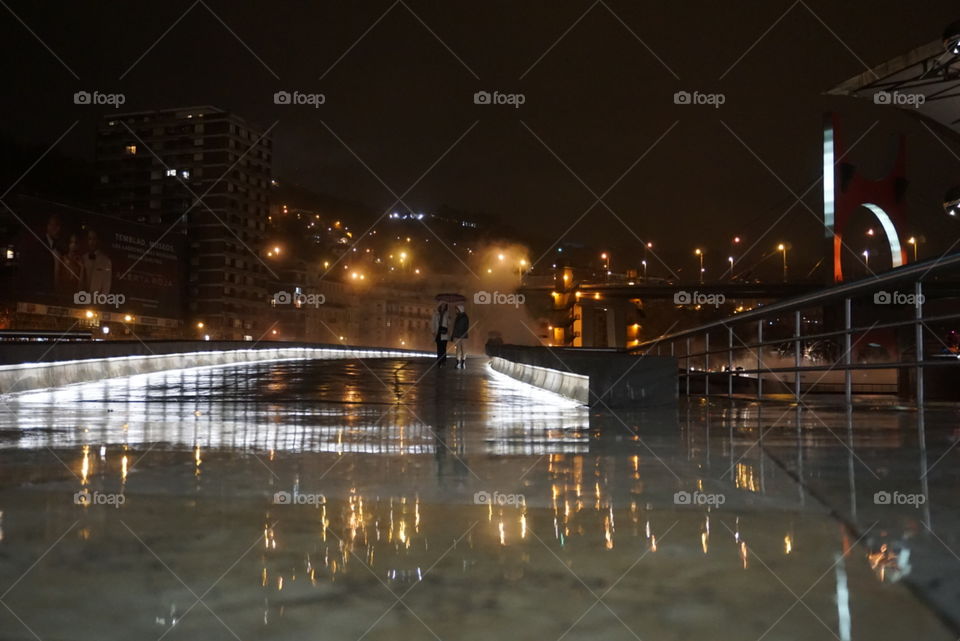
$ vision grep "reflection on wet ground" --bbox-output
[1,358,959,640]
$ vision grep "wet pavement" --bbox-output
[0,357,959,640]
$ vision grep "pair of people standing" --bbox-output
[431,303,469,368]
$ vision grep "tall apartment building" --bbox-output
[96,106,273,339]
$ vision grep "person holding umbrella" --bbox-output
[431,302,452,367]
[432,293,465,368]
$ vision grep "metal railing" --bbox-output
[632,253,960,407]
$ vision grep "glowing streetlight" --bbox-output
[907,236,919,262]
[694,249,703,284]
[196,321,204,329]
[862,249,870,269]
[641,259,647,280]
[777,243,788,282]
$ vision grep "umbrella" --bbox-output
[435,293,466,303]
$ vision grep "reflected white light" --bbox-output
[8,356,589,462]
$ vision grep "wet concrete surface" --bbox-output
[0,357,958,640]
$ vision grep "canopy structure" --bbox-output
[828,34,960,134]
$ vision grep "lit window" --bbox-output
[180,170,190,179]
[165,169,176,177]
[124,145,137,155]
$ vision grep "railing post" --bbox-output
[915,281,924,409]
[844,297,852,405]
[704,332,710,397]
[757,320,763,399]
[728,325,733,399]
[794,310,801,401]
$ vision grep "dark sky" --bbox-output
[2,1,959,279]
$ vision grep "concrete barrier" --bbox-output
[489,356,590,404]
[0,344,432,396]
[486,344,677,408]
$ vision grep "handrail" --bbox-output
[630,252,960,407]
[635,252,960,349]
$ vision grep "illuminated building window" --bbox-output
[124,144,137,155]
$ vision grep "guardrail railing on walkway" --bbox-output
[632,253,960,408]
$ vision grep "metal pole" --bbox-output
[704,332,710,397]
[915,281,924,409]
[794,310,801,401]
[728,325,734,399]
[757,320,763,399]
[686,337,691,396]
[844,297,852,405]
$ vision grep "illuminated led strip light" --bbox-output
[0,347,433,395]
[486,360,587,407]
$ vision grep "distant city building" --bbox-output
[96,106,273,339]
[0,195,185,337]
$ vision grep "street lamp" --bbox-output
[907,236,919,262]
[694,248,703,284]
[641,259,647,281]
[862,249,870,270]
[777,243,788,282]
[729,237,741,274]
[518,258,528,284]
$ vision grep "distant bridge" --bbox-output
[520,281,823,300]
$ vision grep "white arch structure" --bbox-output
[862,203,905,268]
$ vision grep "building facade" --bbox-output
[96,106,273,339]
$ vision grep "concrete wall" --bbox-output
[486,344,677,407]
[0,342,431,396]
[489,357,590,404]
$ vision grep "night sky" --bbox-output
[3,1,959,279]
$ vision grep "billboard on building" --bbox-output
[1,196,183,319]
